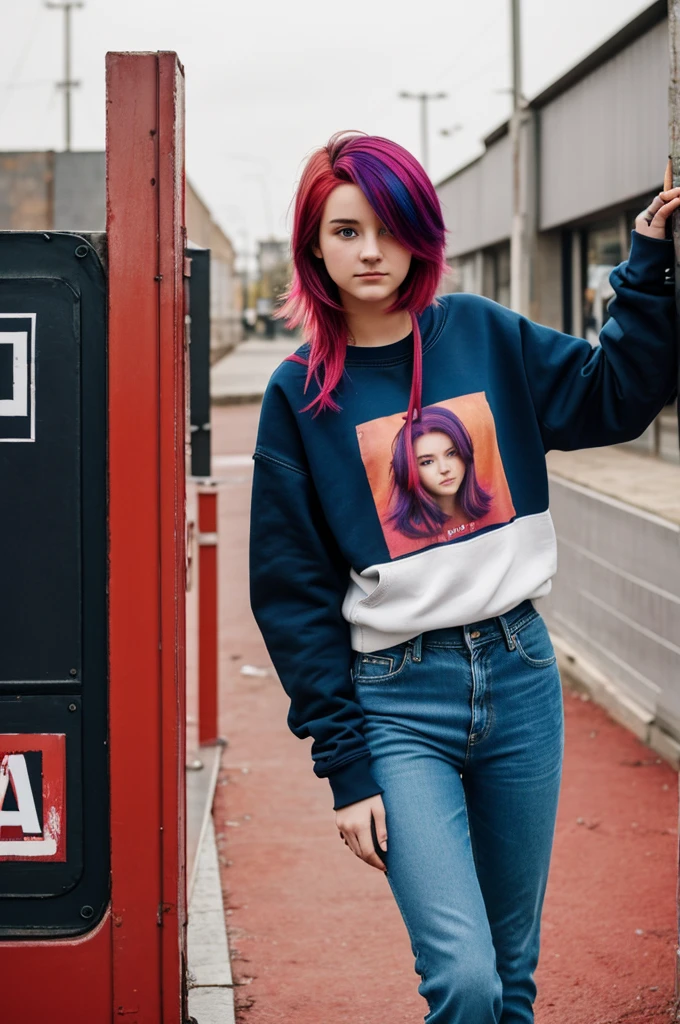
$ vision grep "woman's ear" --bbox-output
[311,244,323,259]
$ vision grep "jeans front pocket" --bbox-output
[352,642,410,684]
[513,614,557,669]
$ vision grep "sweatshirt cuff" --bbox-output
[326,754,384,811]
[624,229,675,288]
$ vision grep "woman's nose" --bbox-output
[360,233,382,259]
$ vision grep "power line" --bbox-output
[398,91,448,174]
[44,1,84,151]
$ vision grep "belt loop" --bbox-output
[498,614,516,652]
[410,633,423,663]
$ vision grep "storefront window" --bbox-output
[582,219,622,346]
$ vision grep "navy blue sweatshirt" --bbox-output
[249,230,677,811]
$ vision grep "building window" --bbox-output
[581,218,622,347]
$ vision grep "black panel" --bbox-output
[188,247,211,477]
[0,288,80,679]
[0,232,108,937]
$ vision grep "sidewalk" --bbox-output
[211,401,679,1024]
[211,336,300,405]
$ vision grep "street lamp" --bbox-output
[440,123,463,138]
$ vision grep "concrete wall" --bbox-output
[54,151,106,230]
[530,230,563,330]
[539,19,668,230]
[0,151,52,229]
[542,475,680,739]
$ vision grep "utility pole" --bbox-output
[667,0,680,1011]
[509,0,531,315]
[398,90,447,174]
[669,1,680,449]
[45,1,84,151]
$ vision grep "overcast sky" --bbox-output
[1,0,653,261]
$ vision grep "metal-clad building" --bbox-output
[538,17,668,231]
[436,0,676,462]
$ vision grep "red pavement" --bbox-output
[212,403,679,1024]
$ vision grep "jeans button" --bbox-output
[470,630,481,639]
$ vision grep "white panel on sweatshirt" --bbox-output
[342,510,557,652]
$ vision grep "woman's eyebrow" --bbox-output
[329,218,361,225]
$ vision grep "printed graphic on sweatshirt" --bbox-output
[356,393,516,559]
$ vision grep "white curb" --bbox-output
[187,815,236,1024]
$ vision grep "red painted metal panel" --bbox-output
[1,911,113,1023]
[107,51,187,1022]
[198,489,219,746]
[156,51,188,1023]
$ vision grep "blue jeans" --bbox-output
[351,599,564,1024]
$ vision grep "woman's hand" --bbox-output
[635,187,680,240]
[336,793,388,873]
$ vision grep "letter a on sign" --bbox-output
[0,734,66,861]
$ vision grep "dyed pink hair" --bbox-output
[275,131,448,488]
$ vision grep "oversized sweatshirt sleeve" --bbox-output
[248,373,384,811]
[518,230,677,452]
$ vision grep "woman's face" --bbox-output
[311,183,412,308]
[414,431,467,502]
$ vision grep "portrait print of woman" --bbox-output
[355,392,516,558]
[387,405,493,540]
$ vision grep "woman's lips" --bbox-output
[356,272,387,278]
[440,478,457,486]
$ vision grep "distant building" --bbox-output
[256,238,292,334]
[0,149,241,361]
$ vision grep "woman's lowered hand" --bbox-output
[336,792,388,873]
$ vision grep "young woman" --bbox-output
[388,404,493,539]
[248,130,679,1023]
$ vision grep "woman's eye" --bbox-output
[338,228,356,238]
[418,458,433,467]
[447,449,459,458]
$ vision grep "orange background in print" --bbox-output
[356,392,516,559]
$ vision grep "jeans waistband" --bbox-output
[408,599,537,657]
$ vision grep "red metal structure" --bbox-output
[198,483,220,746]
[1,52,189,1022]
[107,50,188,1022]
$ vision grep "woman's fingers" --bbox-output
[635,191,680,239]
[356,824,387,872]
[654,196,680,221]
[372,807,388,853]
[335,793,388,871]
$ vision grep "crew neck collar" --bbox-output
[343,306,438,366]
[343,329,415,365]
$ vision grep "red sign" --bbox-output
[0,734,66,861]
